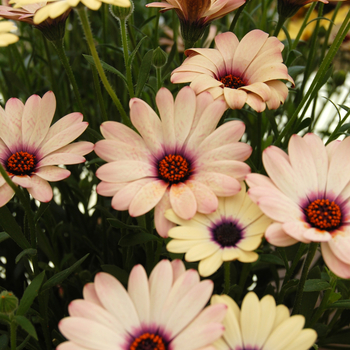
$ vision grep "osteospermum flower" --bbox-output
[211,292,317,350]
[58,259,227,350]
[165,183,271,277]
[246,133,350,279]
[0,20,18,46]
[146,0,245,44]
[95,87,252,237]
[171,30,294,113]
[10,0,130,24]
[0,91,93,206]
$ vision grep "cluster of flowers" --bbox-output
[0,0,349,349]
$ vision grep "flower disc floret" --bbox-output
[246,133,350,279]
[212,220,242,247]
[95,86,252,237]
[171,30,294,112]
[7,151,36,176]
[130,332,166,350]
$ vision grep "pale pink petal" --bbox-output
[214,32,239,73]
[240,82,271,101]
[21,94,42,147]
[96,181,126,197]
[111,178,155,211]
[96,161,155,183]
[128,265,150,324]
[12,175,32,188]
[223,88,247,109]
[94,272,140,333]
[193,172,241,196]
[170,182,197,220]
[190,74,223,95]
[35,166,70,181]
[0,183,14,206]
[282,221,313,243]
[57,341,89,350]
[245,93,266,112]
[129,180,168,216]
[0,138,11,162]
[185,48,225,75]
[303,227,332,242]
[198,160,251,181]
[3,98,24,148]
[155,189,174,238]
[156,87,176,150]
[38,153,85,167]
[174,86,197,145]
[83,283,103,307]
[328,231,350,264]
[130,98,163,156]
[321,242,350,279]
[265,80,289,109]
[186,180,218,214]
[171,259,186,283]
[55,141,94,156]
[265,222,299,247]
[27,175,52,202]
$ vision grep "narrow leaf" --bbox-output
[119,232,159,247]
[0,232,9,244]
[135,49,153,97]
[15,249,37,264]
[14,316,38,340]
[326,299,350,309]
[128,36,148,67]
[304,279,331,292]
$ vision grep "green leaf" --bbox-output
[0,206,30,250]
[41,254,89,293]
[326,299,350,309]
[14,316,38,340]
[107,218,147,231]
[127,36,148,67]
[328,291,342,304]
[288,65,305,78]
[338,104,350,112]
[101,265,129,286]
[83,55,128,85]
[15,249,37,264]
[0,334,8,350]
[17,271,45,316]
[135,49,153,98]
[255,254,284,266]
[119,232,159,247]
[304,279,331,292]
[0,232,9,244]
[0,314,10,323]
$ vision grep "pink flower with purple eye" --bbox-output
[171,30,294,113]
[0,91,93,206]
[57,259,227,350]
[94,86,252,238]
[246,133,350,279]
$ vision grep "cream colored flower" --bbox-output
[10,0,130,24]
[165,183,271,277]
[211,292,318,350]
[0,20,18,46]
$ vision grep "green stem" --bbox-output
[223,261,231,295]
[50,38,85,114]
[273,15,287,37]
[153,240,163,266]
[120,18,134,98]
[275,8,350,146]
[77,7,131,126]
[92,66,108,124]
[229,1,248,32]
[156,67,162,91]
[238,263,251,296]
[292,242,318,315]
[10,320,17,350]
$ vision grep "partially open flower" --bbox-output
[171,30,294,113]
[58,259,227,350]
[10,0,131,24]
[0,20,18,46]
[277,0,328,19]
[165,183,271,277]
[146,0,245,45]
[0,91,93,206]
[211,292,318,350]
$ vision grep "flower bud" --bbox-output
[0,291,18,315]
[110,0,133,22]
[152,47,168,68]
[333,70,346,87]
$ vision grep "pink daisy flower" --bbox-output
[95,86,252,237]
[58,259,227,350]
[246,133,350,279]
[171,30,294,112]
[0,91,93,206]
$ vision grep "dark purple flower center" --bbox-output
[220,74,245,89]
[158,154,191,184]
[304,198,342,231]
[129,332,167,350]
[6,151,36,176]
[212,220,243,247]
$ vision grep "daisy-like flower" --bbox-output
[246,133,350,279]
[95,86,252,238]
[211,292,318,350]
[0,91,93,206]
[146,0,245,44]
[10,0,130,24]
[171,30,295,113]
[0,19,18,46]
[58,259,227,350]
[165,183,271,277]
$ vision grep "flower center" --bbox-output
[129,333,166,350]
[220,74,245,89]
[212,220,242,247]
[305,199,342,231]
[6,151,36,176]
[158,154,190,184]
